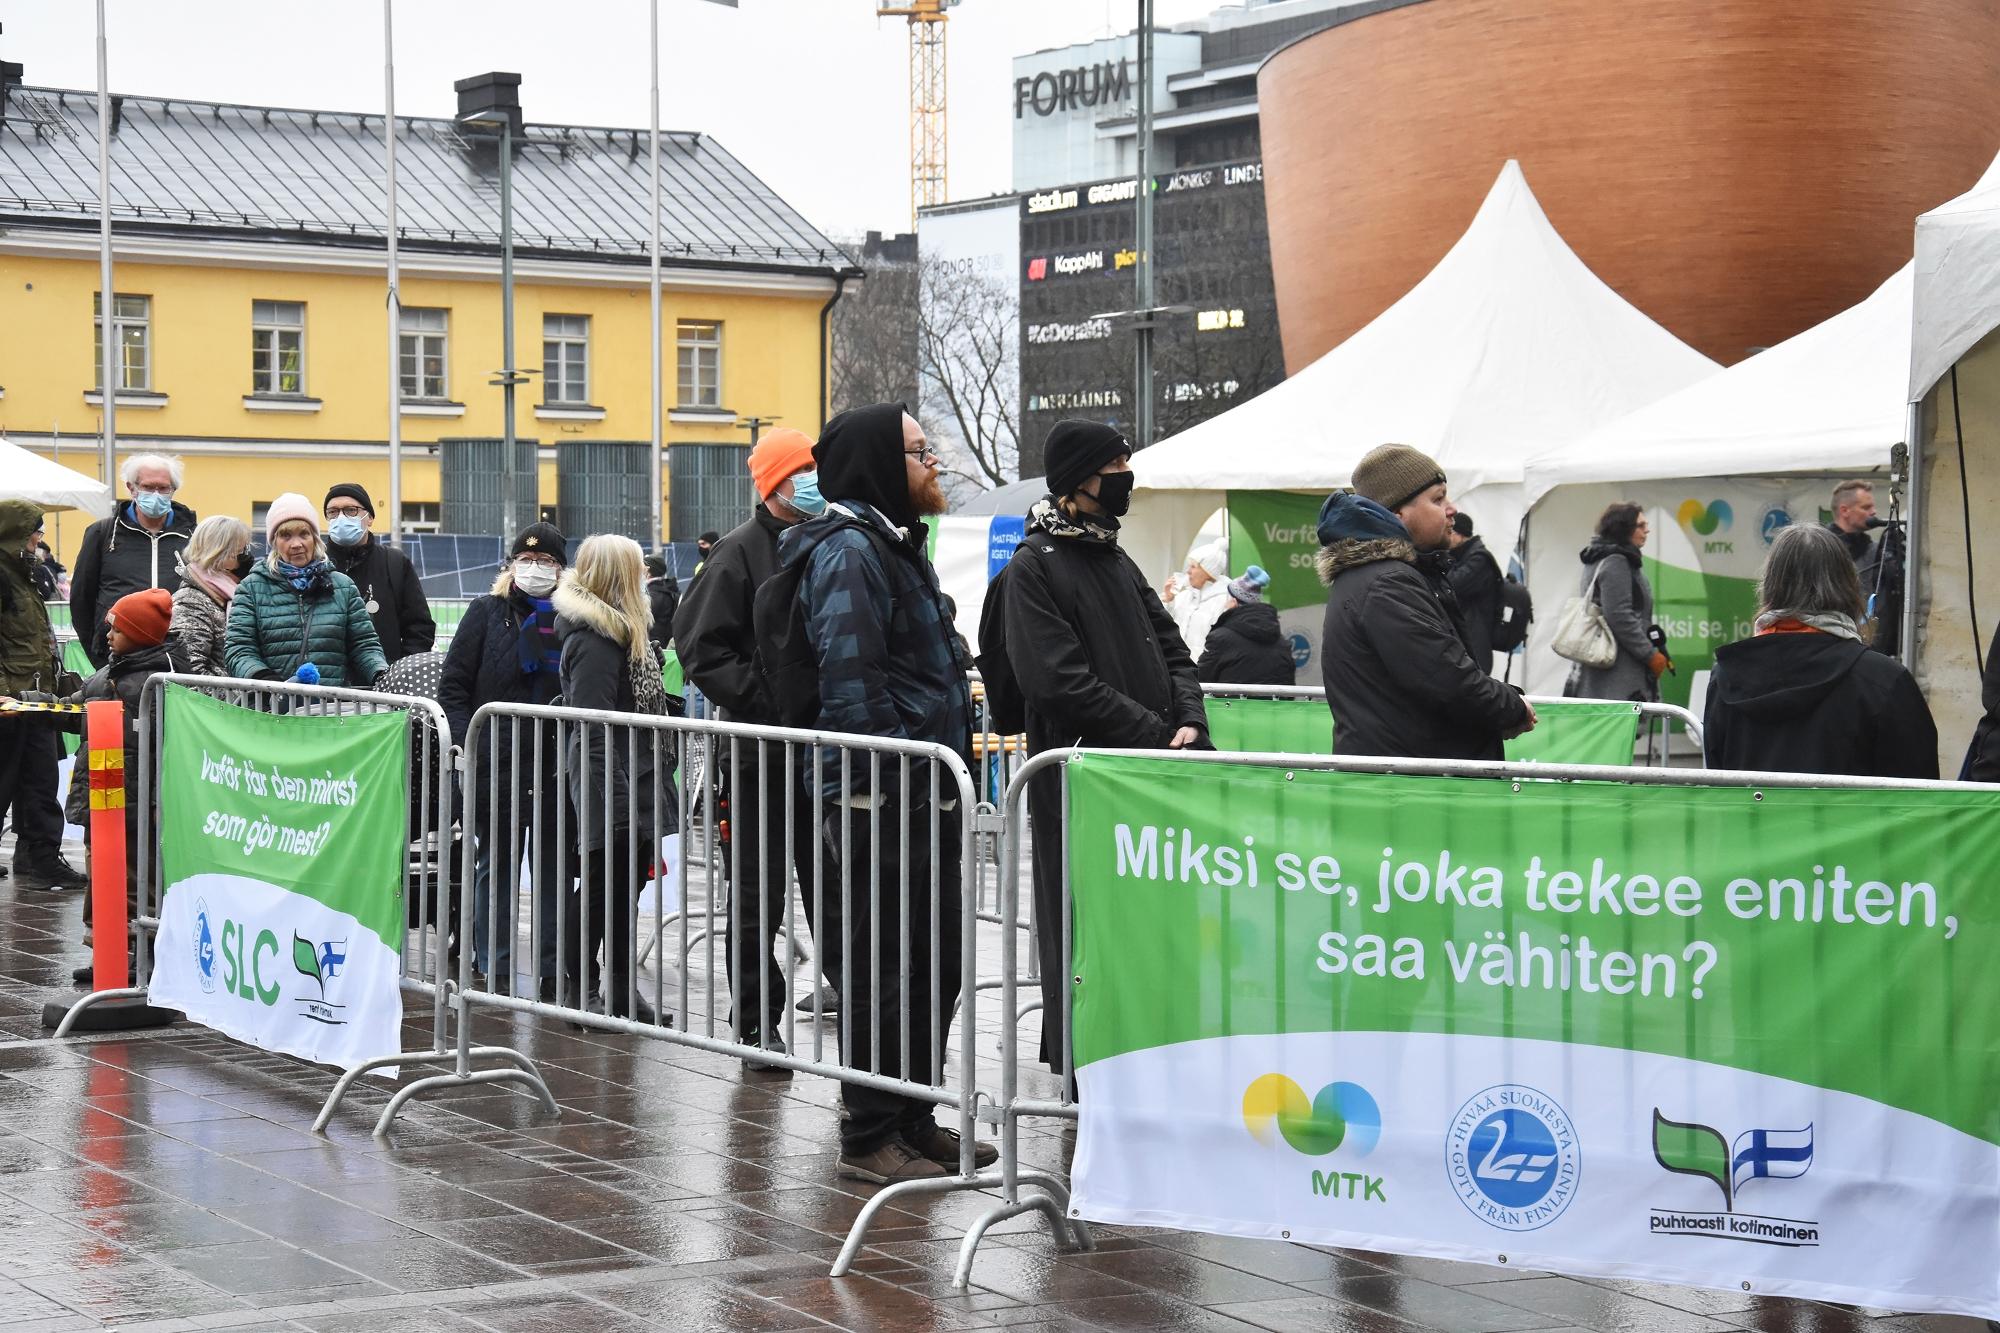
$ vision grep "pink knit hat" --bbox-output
[264,492,320,542]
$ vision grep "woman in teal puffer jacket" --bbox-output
[225,493,387,687]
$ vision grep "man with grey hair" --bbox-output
[1824,479,1898,655]
[70,453,197,668]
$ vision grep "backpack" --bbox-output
[1493,575,1535,654]
[750,518,901,729]
[975,562,1028,736]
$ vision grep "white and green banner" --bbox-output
[1204,695,1640,767]
[149,686,411,1073]
[1226,490,1324,684]
[1066,754,2000,1318]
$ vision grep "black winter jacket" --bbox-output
[552,580,661,852]
[327,536,435,664]
[439,571,564,828]
[675,508,788,722]
[1706,631,1938,779]
[1966,622,2000,782]
[645,577,680,651]
[984,513,1206,755]
[1316,493,1528,760]
[1197,601,1294,686]
[1445,535,1502,670]
[71,501,197,666]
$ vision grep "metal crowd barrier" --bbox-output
[52,673,546,1133]
[1198,682,1706,763]
[372,702,1034,1274]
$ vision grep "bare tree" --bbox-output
[918,253,1020,496]
[829,242,921,415]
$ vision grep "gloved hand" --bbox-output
[292,662,320,685]
[1646,651,1671,678]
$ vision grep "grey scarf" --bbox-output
[1754,608,1862,641]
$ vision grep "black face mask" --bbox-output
[231,551,254,579]
[1092,470,1136,518]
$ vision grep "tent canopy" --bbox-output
[1911,149,2000,403]
[1524,262,1913,503]
[1131,160,1720,500]
[0,436,114,517]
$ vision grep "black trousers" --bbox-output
[1026,766,1070,1073]
[722,747,843,1037]
[826,801,963,1155]
[562,839,641,1010]
[0,720,66,862]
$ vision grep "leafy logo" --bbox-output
[1649,1109,1820,1246]
[292,932,349,1026]
[1677,499,1734,535]
[1446,1084,1581,1232]
[1242,1074,1380,1156]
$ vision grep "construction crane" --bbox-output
[878,0,959,225]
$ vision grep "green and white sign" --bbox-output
[1203,695,1640,767]
[149,686,410,1073]
[1066,754,2000,1318]
[1226,490,1324,684]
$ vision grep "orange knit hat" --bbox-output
[747,428,817,500]
[108,588,174,648]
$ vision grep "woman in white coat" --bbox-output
[1162,540,1230,658]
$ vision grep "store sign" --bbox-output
[1027,318,1114,345]
[1029,389,1124,411]
[1168,378,1243,403]
[1161,169,1216,193]
[1089,178,1140,205]
[1014,59,1133,119]
[1114,249,1139,270]
[1223,162,1263,186]
[1029,250,1106,280]
[1027,187,1080,214]
[1196,308,1247,332]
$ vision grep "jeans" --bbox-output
[471,826,564,987]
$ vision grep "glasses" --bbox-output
[132,483,174,496]
[515,555,560,571]
[325,505,368,520]
[904,446,938,464]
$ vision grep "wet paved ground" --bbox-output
[0,850,1988,1333]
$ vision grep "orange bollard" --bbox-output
[84,699,129,993]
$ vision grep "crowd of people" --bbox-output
[0,426,1990,1189]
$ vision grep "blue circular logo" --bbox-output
[1288,633,1312,670]
[1445,1084,1581,1231]
[1760,505,1793,546]
[194,899,217,994]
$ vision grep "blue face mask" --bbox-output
[327,515,367,547]
[782,471,827,518]
[134,491,173,520]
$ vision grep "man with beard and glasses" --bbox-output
[979,419,1208,1074]
[776,403,995,1185]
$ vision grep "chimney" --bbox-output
[453,71,522,138]
[0,22,22,127]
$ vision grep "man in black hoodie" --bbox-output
[981,419,1208,1073]
[675,428,841,1059]
[322,484,435,664]
[1445,511,1502,673]
[777,402,992,1185]
[1318,445,1534,759]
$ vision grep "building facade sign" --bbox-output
[1014,59,1132,119]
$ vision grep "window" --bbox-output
[542,314,589,404]
[92,293,151,391]
[400,501,442,534]
[251,300,306,395]
[676,319,722,408]
[399,307,449,400]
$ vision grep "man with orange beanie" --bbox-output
[675,427,841,1059]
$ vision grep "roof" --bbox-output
[0,85,855,275]
[1911,147,2000,401]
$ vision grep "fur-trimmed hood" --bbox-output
[551,575,647,647]
[1316,537,1417,585]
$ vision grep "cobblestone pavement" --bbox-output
[0,849,1986,1333]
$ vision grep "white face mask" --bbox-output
[513,562,559,596]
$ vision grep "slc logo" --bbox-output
[1242,1074,1381,1157]
[194,899,216,994]
[1678,499,1734,535]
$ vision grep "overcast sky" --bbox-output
[5,0,1222,238]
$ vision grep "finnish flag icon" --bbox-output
[1732,1125,1815,1195]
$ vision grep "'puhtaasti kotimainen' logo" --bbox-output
[1243,1074,1386,1202]
[292,931,349,1027]
[1446,1084,1581,1232]
[1650,1108,1819,1247]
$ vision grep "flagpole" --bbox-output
[383,0,404,547]
[95,0,115,489]
[649,0,664,553]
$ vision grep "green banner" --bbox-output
[148,686,410,1071]
[1064,752,2000,1317]
[1226,490,1323,612]
[1204,695,1640,767]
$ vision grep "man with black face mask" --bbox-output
[978,419,1208,1074]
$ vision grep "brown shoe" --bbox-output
[903,1119,998,1169]
[837,1138,947,1184]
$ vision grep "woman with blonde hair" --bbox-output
[169,515,253,676]
[553,534,668,1023]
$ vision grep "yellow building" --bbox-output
[0,74,859,569]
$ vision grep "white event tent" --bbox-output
[1119,159,1721,582]
[0,436,114,517]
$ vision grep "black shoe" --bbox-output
[738,1030,789,1069]
[14,855,86,892]
[902,1119,998,1170]
[537,977,557,1004]
[795,987,839,1015]
[72,964,92,987]
[604,990,664,1026]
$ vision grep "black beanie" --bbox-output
[509,521,567,565]
[1043,419,1130,499]
[323,482,375,517]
